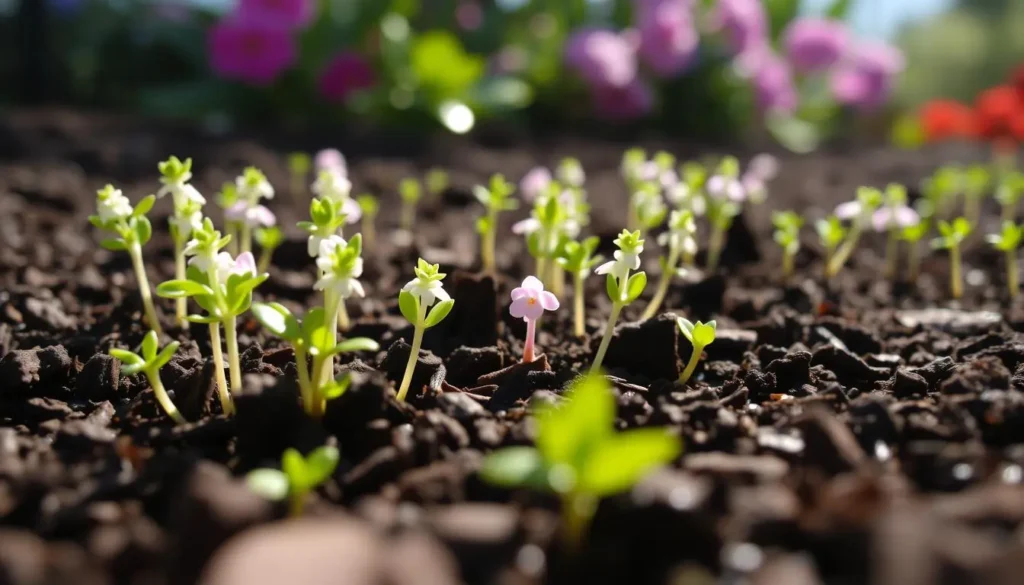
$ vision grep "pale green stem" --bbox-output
[826,223,864,278]
[551,265,566,298]
[337,301,351,331]
[884,229,899,279]
[1003,202,1016,224]
[536,256,548,285]
[679,342,706,384]
[561,493,596,550]
[173,238,187,327]
[401,202,415,232]
[706,225,726,273]
[320,291,343,391]
[148,369,186,424]
[1008,248,1019,298]
[208,323,233,415]
[288,489,307,518]
[224,317,243,395]
[295,345,313,413]
[642,247,680,321]
[965,195,981,227]
[129,243,163,337]
[257,246,274,274]
[225,221,239,255]
[950,244,963,299]
[396,302,427,402]
[573,272,585,337]
[907,241,921,283]
[590,302,622,374]
[782,250,795,280]
[482,210,497,274]
[361,216,376,250]
[240,222,252,254]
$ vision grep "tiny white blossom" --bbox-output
[97,189,134,223]
[595,249,642,280]
[313,235,365,298]
[169,209,203,239]
[402,276,451,308]
[158,182,206,208]
[311,169,352,202]
[236,174,274,203]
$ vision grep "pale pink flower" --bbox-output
[318,52,375,103]
[565,28,638,89]
[226,202,277,227]
[314,149,347,174]
[636,0,699,77]
[872,206,919,232]
[208,19,297,86]
[510,276,559,363]
[520,167,552,202]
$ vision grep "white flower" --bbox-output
[402,277,451,308]
[512,218,541,235]
[226,202,276,227]
[158,182,206,208]
[169,209,203,239]
[187,251,256,285]
[595,249,642,280]
[307,234,325,258]
[311,169,352,202]
[315,235,346,273]
[97,189,133,223]
[236,174,274,203]
[313,235,365,298]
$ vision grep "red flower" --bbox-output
[920,99,976,142]
[975,85,1023,141]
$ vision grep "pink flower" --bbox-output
[236,0,314,30]
[830,41,904,111]
[750,51,798,115]
[226,202,277,227]
[456,0,483,31]
[636,0,699,77]
[592,78,655,121]
[711,0,768,56]
[232,251,258,277]
[318,52,376,103]
[707,175,746,202]
[208,19,297,86]
[872,206,919,232]
[510,276,559,363]
[565,28,639,89]
[784,18,849,73]
[315,149,347,174]
[520,167,552,202]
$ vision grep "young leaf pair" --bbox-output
[396,261,455,401]
[247,446,339,517]
[109,330,185,424]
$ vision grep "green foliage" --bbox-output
[996,171,1024,207]
[425,168,450,196]
[933,217,973,249]
[158,155,192,183]
[772,210,804,255]
[816,216,847,249]
[901,219,931,243]
[288,152,312,176]
[987,221,1024,251]
[400,178,422,204]
[254,226,283,251]
[246,446,340,516]
[557,237,604,276]
[357,194,380,217]
[109,330,178,377]
[677,318,717,349]
[251,302,379,359]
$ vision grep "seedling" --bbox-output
[233,167,275,254]
[252,301,379,417]
[668,161,708,217]
[287,152,312,199]
[772,211,803,279]
[557,157,586,189]
[157,156,206,327]
[633,183,668,240]
[356,194,380,249]
[425,168,449,202]
[677,319,716,384]
[826,186,884,278]
[919,166,960,220]
[556,237,604,337]
[704,156,744,272]
[480,373,681,547]
[299,196,348,258]
[399,178,421,232]
[642,210,696,320]
[90,185,163,336]
[517,182,572,285]
[109,330,185,424]
[215,182,240,255]
[310,168,361,226]
[591,230,647,373]
[396,259,455,401]
[254,226,283,274]
[962,165,990,226]
[987,221,1024,298]
[247,446,339,517]
[509,276,560,363]
[875,183,919,279]
[815,216,847,271]
[900,219,931,283]
[474,174,519,275]
[312,234,366,368]
[932,217,973,299]
[156,219,268,414]
[995,170,1024,222]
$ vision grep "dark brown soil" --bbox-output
[1,108,1023,585]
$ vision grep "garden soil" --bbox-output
[1,108,1023,585]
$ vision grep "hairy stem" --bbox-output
[321,291,343,391]
[642,247,680,321]
[590,302,622,374]
[224,317,242,395]
[950,244,963,299]
[573,272,585,337]
[257,246,274,274]
[679,342,705,384]
[129,244,163,337]
[148,369,186,424]
[1008,248,1020,298]
[208,323,233,415]
[396,303,427,402]
[173,238,187,327]
[225,221,239,256]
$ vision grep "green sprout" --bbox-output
[474,174,518,275]
[253,226,283,274]
[399,178,422,232]
[642,210,696,321]
[825,186,884,278]
[287,152,312,199]
[962,164,990,226]
[90,185,163,337]
[556,237,604,337]
[356,194,380,249]
[521,182,571,285]
[215,182,240,255]
[311,234,366,382]
[247,446,339,517]
[109,330,185,424]
[156,219,268,415]
[815,216,846,275]
[919,166,960,220]
[674,161,708,217]
[931,217,973,299]
[879,183,913,279]
[157,156,205,328]
[480,373,680,547]
[704,198,739,274]
[987,221,1024,298]
[591,230,647,373]
[995,170,1024,223]
[299,197,348,258]
[397,259,455,401]
[557,157,586,189]
[234,167,275,255]
[900,218,931,283]
[772,211,803,280]
[425,168,449,202]
[633,183,668,241]
[251,301,379,418]
[677,319,716,384]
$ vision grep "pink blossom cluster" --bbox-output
[208,0,374,102]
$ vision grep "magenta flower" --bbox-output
[830,42,904,111]
[750,51,798,115]
[510,276,559,363]
[636,0,699,78]
[520,167,552,202]
[710,0,768,56]
[592,78,655,121]
[318,52,375,104]
[565,28,639,89]
[783,18,849,73]
[236,0,314,30]
[208,19,297,86]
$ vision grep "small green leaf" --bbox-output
[301,308,326,345]
[251,302,300,340]
[109,348,145,370]
[100,239,127,252]
[605,273,620,303]
[691,321,717,347]
[330,337,380,354]
[322,374,352,400]
[624,272,647,304]
[141,330,159,361]
[133,194,156,218]
[294,446,340,491]
[156,279,212,299]
[187,313,221,324]
[577,428,681,496]
[677,318,695,342]
[134,216,153,245]
[246,468,290,501]
[535,373,614,467]
[424,299,454,328]
[308,322,334,356]
[152,341,179,369]
[479,447,549,489]
[398,290,420,324]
